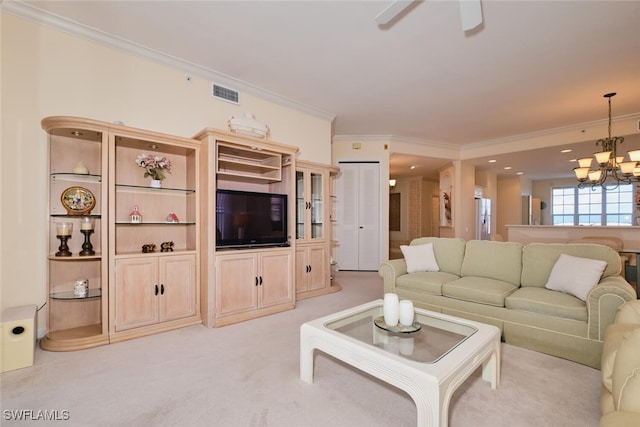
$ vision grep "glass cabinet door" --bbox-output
[296,168,326,242]
[310,172,324,239]
[296,171,305,240]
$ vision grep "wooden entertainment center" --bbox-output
[41,116,339,350]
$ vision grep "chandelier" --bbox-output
[573,92,640,189]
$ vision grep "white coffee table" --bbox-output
[300,300,501,427]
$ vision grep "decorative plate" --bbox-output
[61,186,96,215]
[374,316,422,334]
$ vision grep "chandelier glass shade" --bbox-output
[573,93,640,189]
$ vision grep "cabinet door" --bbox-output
[295,246,308,293]
[114,257,159,331]
[307,245,327,291]
[259,251,293,308]
[296,167,327,244]
[215,253,259,317]
[159,254,197,323]
[309,171,325,240]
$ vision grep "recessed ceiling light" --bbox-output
[517,172,524,175]
[504,166,512,170]
[488,160,497,163]
[561,149,572,153]
[410,165,416,169]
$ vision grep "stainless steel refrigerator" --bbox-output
[475,198,491,240]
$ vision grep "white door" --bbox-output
[336,162,380,270]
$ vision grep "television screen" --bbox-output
[216,189,288,248]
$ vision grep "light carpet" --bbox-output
[0,271,601,426]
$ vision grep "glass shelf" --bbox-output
[115,184,195,194]
[51,173,102,183]
[50,288,102,300]
[115,221,196,225]
[50,213,101,218]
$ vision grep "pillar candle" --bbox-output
[399,300,415,326]
[383,293,400,326]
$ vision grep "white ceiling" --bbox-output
[11,0,640,179]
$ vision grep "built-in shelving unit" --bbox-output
[41,116,202,351]
[295,161,341,300]
[41,116,109,351]
[109,124,201,342]
[194,128,298,327]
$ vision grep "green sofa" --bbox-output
[378,237,637,368]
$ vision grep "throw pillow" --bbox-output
[401,243,440,273]
[545,253,607,301]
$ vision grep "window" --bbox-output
[551,184,633,226]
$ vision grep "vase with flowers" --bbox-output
[136,153,172,188]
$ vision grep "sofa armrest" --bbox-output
[588,276,637,341]
[615,300,640,324]
[378,259,407,293]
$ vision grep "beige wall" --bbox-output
[0,13,333,331]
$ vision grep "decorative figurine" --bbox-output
[165,213,179,223]
[130,206,142,223]
[160,241,174,252]
[142,243,156,253]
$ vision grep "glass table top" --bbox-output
[325,306,477,363]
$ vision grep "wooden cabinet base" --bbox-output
[214,303,295,327]
[109,316,202,344]
[39,324,109,351]
[296,282,342,301]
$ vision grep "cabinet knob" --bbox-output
[259,276,263,286]
[155,284,159,295]
[255,277,258,286]
[160,284,165,295]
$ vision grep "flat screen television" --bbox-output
[216,189,288,249]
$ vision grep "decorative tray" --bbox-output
[61,186,95,215]
[374,316,422,334]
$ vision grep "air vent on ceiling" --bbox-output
[212,83,239,104]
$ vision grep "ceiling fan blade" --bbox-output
[459,0,482,31]
[375,0,416,25]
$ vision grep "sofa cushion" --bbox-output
[545,253,607,301]
[410,237,466,276]
[396,271,459,296]
[460,240,523,286]
[400,243,439,273]
[442,276,518,307]
[521,243,621,288]
[505,287,587,322]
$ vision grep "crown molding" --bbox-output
[461,112,640,152]
[1,1,336,123]
[333,134,453,148]
[334,113,640,160]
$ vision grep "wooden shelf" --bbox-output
[217,142,282,182]
[40,324,108,351]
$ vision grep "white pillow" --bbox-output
[400,243,440,273]
[544,253,607,301]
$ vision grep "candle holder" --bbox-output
[79,217,95,256]
[55,235,73,257]
[55,222,73,257]
[79,229,95,256]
